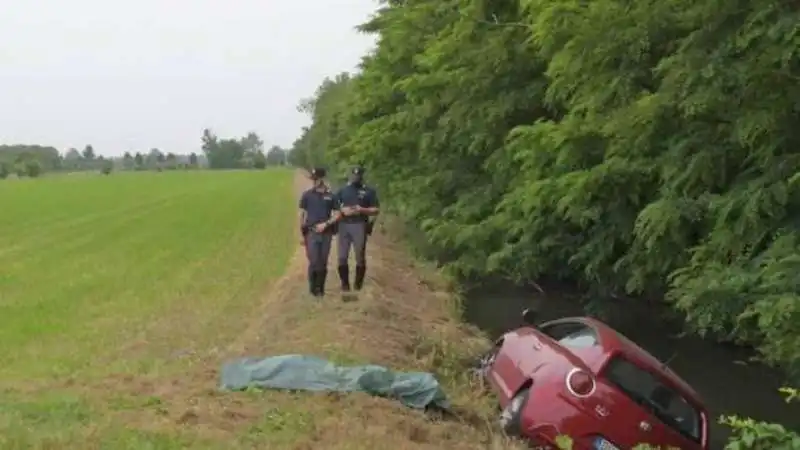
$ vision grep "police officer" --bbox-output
[299,168,340,297]
[335,166,380,291]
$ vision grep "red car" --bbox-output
[478,310,710,450]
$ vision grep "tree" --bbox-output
[122,152,135,170]
[146,148,163,169]
[200,128,249,169]
[0,161,10,179]
[101,159,113,175]
[134,152,144,169]
[241,132,264,155]
[165,152,177,169]
[188,152,198,167]
[1,145,61,173]
[82,145,95,160]
[24,159,41,177]
[266,146,288,166]
[253,151,267,169]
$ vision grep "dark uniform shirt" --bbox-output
[335,183,379,223]
[299,188,338,229]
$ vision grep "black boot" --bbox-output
[338,264,350,291]
[308,268,319,296]
[354,265,366,290]
[317,270,328,296]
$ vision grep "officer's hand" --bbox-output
[314,223,327,233]
[341,206,355,216]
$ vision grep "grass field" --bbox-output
[0,170,520,449]
[0,170,297,447]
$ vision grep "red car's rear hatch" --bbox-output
[581,356,705,450]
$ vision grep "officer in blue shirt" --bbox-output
[299,168,340,296]
[335,166,380,291]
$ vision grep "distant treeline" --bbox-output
[0,130,290,178]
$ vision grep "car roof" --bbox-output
[542,316,706,409]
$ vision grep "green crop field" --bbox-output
[0,170,297,447]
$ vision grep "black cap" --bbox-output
[310,167,326,179]
[351,166,365,176]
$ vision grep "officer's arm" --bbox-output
[360,189,380,216]
[336,189,355,216]
[329,192,342,222]
[298,192,308,235]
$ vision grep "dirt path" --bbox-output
[77,171,521,449]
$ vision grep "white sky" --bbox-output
[0,0,377,156]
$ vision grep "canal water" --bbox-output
[462,283,800,449]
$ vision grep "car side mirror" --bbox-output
[522,308,538,325]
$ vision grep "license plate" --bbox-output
[593,437,620,450]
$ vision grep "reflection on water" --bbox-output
[463,284,800,450]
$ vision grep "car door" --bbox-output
[491,327,541,403]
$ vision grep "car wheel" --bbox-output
[499,387,529,437]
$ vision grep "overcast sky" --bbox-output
[0,0,377,156]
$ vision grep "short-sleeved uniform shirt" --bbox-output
[299,187,338,229]
[335,183,379,223]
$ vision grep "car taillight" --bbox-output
[566,368,596,397]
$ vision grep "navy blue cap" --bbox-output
[310,167,326,179]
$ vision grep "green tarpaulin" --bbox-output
[219,354,450,410]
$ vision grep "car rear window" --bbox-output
[603,356,702,442]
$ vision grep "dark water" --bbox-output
[463,284,800,449]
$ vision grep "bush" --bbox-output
[24,160,42,178]
[0,162,10,179]
[720,387,800,449]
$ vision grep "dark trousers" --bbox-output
[305,231,332,295]
[337,221,368,289]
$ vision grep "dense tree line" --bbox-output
[292,0,799,446]
[202,129,288,169]
[0,145,59,178]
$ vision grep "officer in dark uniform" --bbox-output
[299,168,340,296]
[335,166,380,291]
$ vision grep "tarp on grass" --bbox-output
[219,354,450,410]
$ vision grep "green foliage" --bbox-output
[265,145,288,166]
[14,163,26,178]
[0,161,11,179]
[288,73,354,171]
[201,129,284,170]
[24,160,42,178]
[253,151,267,169]
[294,0,800,379]
[0,145,60,176]
[721,388,799,449]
